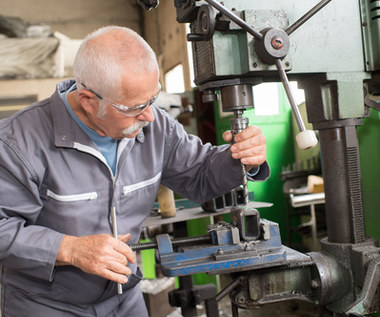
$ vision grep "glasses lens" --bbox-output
[124,104,150,116]
[108,91,159,117]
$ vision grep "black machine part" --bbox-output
[137,0,159,11]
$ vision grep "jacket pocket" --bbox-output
[46,189,98,202]
[122,172,161,196]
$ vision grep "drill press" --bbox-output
[138,0,380,316]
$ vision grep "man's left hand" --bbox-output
[223,125,267,170]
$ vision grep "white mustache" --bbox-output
[122,120,149,136]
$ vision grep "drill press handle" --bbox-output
[204,0,322,150]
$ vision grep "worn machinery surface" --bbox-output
[136,0,380,316]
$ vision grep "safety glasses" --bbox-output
[80,82,160,117]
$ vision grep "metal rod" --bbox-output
[232,301,240,317]
[204,0,263,40]
[215,276,245,302]
[275,59,306,132]
[130,234,212,251]
[286,0,332,35]
[111,206,123,295]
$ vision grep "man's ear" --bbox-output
[78,90,96,113]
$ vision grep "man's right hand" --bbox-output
[56,233,135,284]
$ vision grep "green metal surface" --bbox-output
[140,238,157,279]
[195,0,366,76]
[213,31,249,76]
[357,108,380,317]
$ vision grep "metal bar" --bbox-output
[231,302,240,317]
[204,0,263,40]
[286,0,332,35]
[215,276,244,302]
[111,206,123,295]
[310,204,318,251]
[275,59,306,132]
[130,234,211,251]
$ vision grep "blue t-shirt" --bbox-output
[60,83,118,175]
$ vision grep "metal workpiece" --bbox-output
[230,207,261,241]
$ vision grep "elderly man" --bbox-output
[0,26,269,316]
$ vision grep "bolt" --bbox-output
[253,62,258,68]
[217,248,224,255]
[237,295,246,304]
[271,36,284,50]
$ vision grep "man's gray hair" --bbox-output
[73,26,158,100]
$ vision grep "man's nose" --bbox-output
[137,106,155,122]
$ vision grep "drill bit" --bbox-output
[240,163,249,205]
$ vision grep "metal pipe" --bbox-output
[275,59,306,132]
[130,234,211,251]
[111,207,123,295]
[215,276,245,302]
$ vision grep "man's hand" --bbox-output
[223,125,267,170]
[56,233,135,284]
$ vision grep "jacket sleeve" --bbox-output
[159,112,270,203]
[0,138,64,282]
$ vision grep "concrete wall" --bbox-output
[0,1,191,98]
[0,0,142,38]
[143,2,192,91]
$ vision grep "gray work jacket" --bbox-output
[0,80,269,316]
